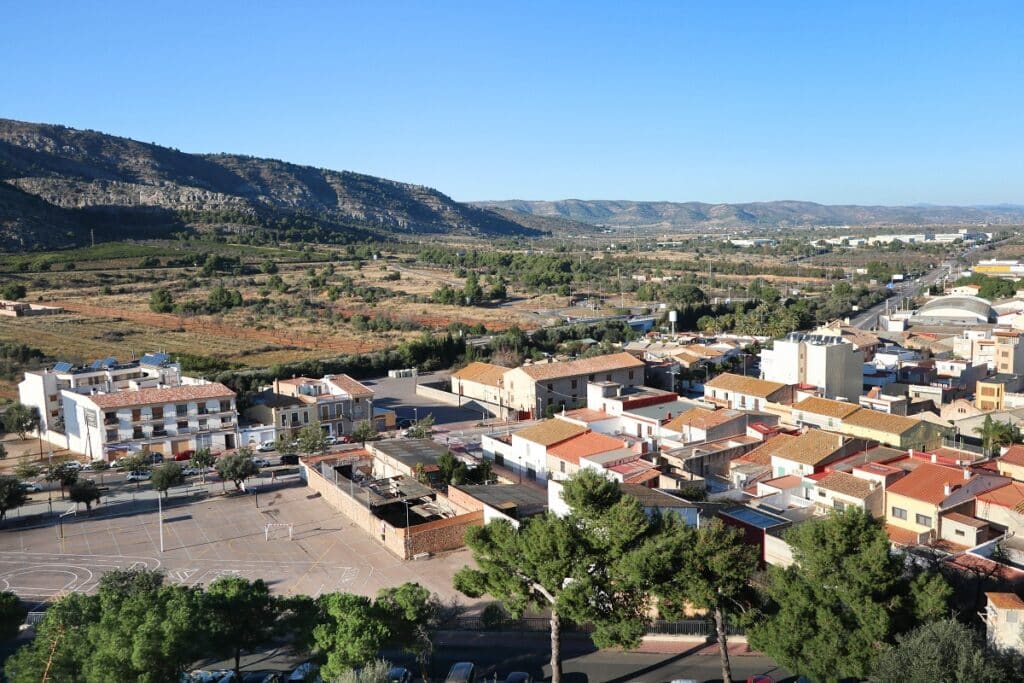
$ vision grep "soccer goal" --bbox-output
[264,522,294,541]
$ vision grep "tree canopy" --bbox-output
[215,449,259,490]
[2,403,39,440]
[0,476,28,520]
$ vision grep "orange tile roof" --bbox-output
[761,474,804,490]
[705,373,787,398]
[977,481,1024,513]
[815,471,876,499]
[943,511,988,528]
[452,362,507,388]
[548,432,627,466]
[662,407,742,433]
[1000,444,1024,468]
[512,419,588,447]
[735,434,797,466]
[88,382,235,409]
[517,352,643,381]
[948,554,1024,582]
[886,462,966,505]
[772,429,845,467]
[327,374,374,397]
[843,409,923,435]
[885,524,923,546]
[793,396,861,420]
[987,592,1024,610]
[562,408,612,423]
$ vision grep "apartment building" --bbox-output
[501,352,645,418]
[274,375,374,438]
[19,353,182,440]
[994,329,1024,375]
[63,383,237,461]
[760,332,863,401]
[244,390,314,440]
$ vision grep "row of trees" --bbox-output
[5,569,448,682]
[456,470,959,683]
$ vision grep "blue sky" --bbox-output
[3,2,1023,205]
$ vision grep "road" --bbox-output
[849,262,952,330]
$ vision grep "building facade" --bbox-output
[275,375,374,437]
[760,333,863,401]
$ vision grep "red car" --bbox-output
[173,450,195,461]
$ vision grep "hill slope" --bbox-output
[0,118,542,250]
[476,199,1024,231]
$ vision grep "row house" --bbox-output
[274,375,374,438]
[243,390,314,440]
[502,352,646,418]
[703,373,793,411]
[64,383,238,461]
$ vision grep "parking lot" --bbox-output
[364,372,483,426]
[0,473,475,609]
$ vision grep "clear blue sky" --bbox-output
[3,2,1023,205]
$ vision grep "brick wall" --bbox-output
[446,485,485,514]
[407,510,483,557]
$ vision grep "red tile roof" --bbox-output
[760,474,804,490]
[548,432,626,466]
[1001,444,1024,468]
[947,553,1024,582]
[977,481,1024,513]
[987,592,1024,610]
[885,462,966,505]
[88,383,235,409]
[517,352,643,381]
[452,362,507,387]
[736,434,798,466]
[562,408,611,423]
[885,524,923,546]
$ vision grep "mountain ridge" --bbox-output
[474,198,1024,231]
[0,118,548,250]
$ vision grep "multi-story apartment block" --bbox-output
[274,374,374,437]
[63,383,237,461]
[760,332,863,401]
[994,329,1024,375]
[244,390,314,440]
[19,353,182,440]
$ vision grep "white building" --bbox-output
[63,383,238,461]
[760,333,863,401]
[18,353,183,443]
[984,592,1024,653]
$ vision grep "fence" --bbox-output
[448,616,741,637]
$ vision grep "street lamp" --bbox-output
[47,450,53,515]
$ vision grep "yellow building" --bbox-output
[996,444,1024,482]
[840,409,944,450]
[884,462,966,544]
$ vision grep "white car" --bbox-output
[19,482,42,493]
[324,435,337,446]
[60,460,84,471]
[181,467,200,476]
[252,457,271,468]
[257,441,275,452]
[126,471,151,482]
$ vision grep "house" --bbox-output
[976,375,1024,411]
[450,362,507,408]
[704,373,793,410]
[508,419,589,482]
[807,470,884,516]
[884,463,969,545]
[365,438,449,480]
[661,406,750,443]
[244,390,314,441]
[840,409,945,450]
[791,396,861,431]
[994,329,1024,375]
[949,283,982,297]
[546,431,631,481]
[583,454,661,487]
[63,383,237,461]
[997,444,1024,482]
[619,484,722,527]
[769,429,867,479]
[501,352,645,417]
[760,332,863,400]
[275,375,374,438]
[729,433,797,488]
[975,481,1024,533]
[984,592,1024,653]
[718,505,793,567]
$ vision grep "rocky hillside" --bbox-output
[0,119,542,250]
[477,198,1024,231]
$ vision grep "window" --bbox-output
[818,490,827,498]
[628,370,634,380]
[891,507,907,520]
[176,404,187,417]
[526,468,536,481]
[547,383,553,391]
[177,420,188,430]
[954,529,965,537]
[547,398,553,406]
[1008,611,1019,624]
[303,413,309,424]
[833,500,846,511]
[605,374,612,381]
[915,513,932,527]
[280,416,286,426]
[571,379,578,389]
[152,407,163,420]
[559,461,565,473]
[588,374,595,381]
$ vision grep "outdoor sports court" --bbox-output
[0,475,473,609]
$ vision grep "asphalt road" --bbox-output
[849,263,952,330]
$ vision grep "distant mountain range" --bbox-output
[475,199,1024,232]
[0,119,552,250]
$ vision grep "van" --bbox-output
[445,662,476,683]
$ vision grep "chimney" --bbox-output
[943,483,952,496]
[964,468,971,480]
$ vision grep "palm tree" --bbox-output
[974,416,1021,456]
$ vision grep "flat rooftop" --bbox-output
[454,484,548,520]
[369,438,450,468]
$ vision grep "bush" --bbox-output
[480,603,510,630]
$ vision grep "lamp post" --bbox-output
[47,451,53,515]
[157,492,164,553]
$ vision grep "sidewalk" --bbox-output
[435,630,760,656]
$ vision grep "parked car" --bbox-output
[279,454,299,466]
[323,435,337,446]
[174,450,196,461]
[60,460,84,471]
[181,467,200,476]
[503,674,532,683]
[287,662,320,682]
[146,453,164,464]
[126,471,152,482]
[252,457,271,468]
[258,441,276,452]
[444,662,477,683]
[387,667,412,683]
[337,434,353,444]
[19,481,42,493]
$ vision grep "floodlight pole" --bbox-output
[157,493,164,553]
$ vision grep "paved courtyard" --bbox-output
[0,475,474,609]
